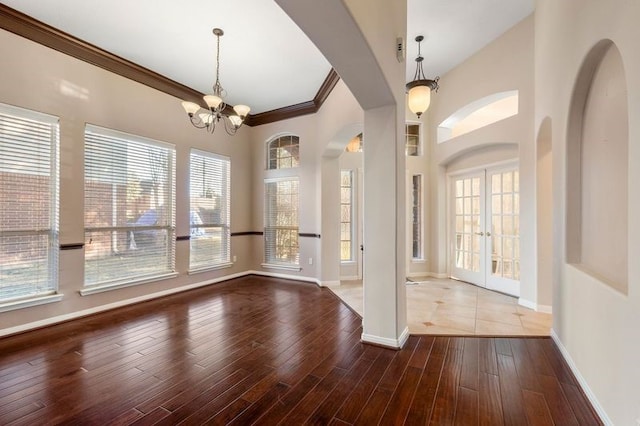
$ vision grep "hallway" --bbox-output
[328,278,552,335]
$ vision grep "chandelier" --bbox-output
[406,35,439,118]
[181,28,250,135]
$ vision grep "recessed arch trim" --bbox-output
[438,90,519,143]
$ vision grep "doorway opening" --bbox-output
[450,163,520,297]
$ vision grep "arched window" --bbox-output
[267,135,300,169]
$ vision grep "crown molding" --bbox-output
[247,69,340,126]
[0,4,340,127]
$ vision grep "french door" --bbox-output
[450,165,520,296]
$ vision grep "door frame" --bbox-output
[446,159,520,295]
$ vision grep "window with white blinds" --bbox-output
[0,104,59,302]
[189,149,231,271]
[412,174,423,259]
[84,125,175,288]
[264,178,299,265]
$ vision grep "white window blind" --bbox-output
[264,178,299,265]
[84,125,175,287]
[0,104,59,301]
[189,149,231,270]
[412,174,423,259]
[340,170,354,262]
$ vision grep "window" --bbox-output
[0,104,59,302]
[345,133,363,153]
[405,124,420,156]
[411,174,423,259]
[267,135,299,169]
[189,150,230,270]
[340,170,354,261]
[264,179,299,265]
[438,91,519,143]
[84,125,176,288]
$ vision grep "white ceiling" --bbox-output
[1,0,533,115]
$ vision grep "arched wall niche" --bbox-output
[566,40,629,294]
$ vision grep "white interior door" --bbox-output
[450,165,520,297]
[451,173,486,286]
[486,167,520,296]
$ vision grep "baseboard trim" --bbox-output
[248,270,322,287]
[361,326,410,349]
[406,272,428,279]
[320,280,341,287]
[339,275,360,281]
[518,298,553,314]
[0,270,252,339]
[428,272,448,279]
[536,304,552,314]
[550,329,611,425]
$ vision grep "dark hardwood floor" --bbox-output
[0,276,601,425]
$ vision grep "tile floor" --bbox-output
[327,277,552,336]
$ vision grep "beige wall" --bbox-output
[426,15,538,306]
[0,28,254,335]
[535,0,640,423]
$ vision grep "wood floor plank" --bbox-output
[540,338,578,386]
[333,348,396,424]
[306,347,381,425]
[278,367,347,424]
[538,374,580,425]
[408,335,435,369]
[379,366,422,425]
[497,353,527,425]
[478,372,503,426]
[454,386,479,426]
[0,278,601,426]
[226,381,289,425]
[460,337,480,391]
[429,337,464,425]
[510,338,542,392]
[522,389,554,426]
[479,338,498,375]
[252,374,321,425]
[405,336,449,425]
[560,382,603,426]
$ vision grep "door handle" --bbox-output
[474,232,484,236]
[486,232,491,237]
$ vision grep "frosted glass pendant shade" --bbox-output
[407,85,431,118]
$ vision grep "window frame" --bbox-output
[262,177,300,270]
[82,125,177,295]
[188,149,232,273]
[0,103,62,311]
[405,122,422,156]
[411,174,424,261]
[340,169,355,263]
[266,134,300,170]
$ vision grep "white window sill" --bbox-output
[80,272,178,296]
[0,293,64,313]
[411,258,427,264]
[261,263,302,272]
[340,260,356,265]
[188,262,234,275]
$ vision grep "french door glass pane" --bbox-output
[490,170,520,280]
